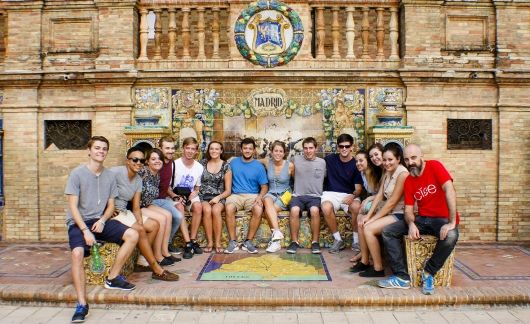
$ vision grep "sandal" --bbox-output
[350,252,361,263]
[215,246,223,253]
[152,270,179,281]
[204,246,213,253]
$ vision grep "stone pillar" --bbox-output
[153,9,162,60]
[375,7,385,60]
[331,7,341,59]
[345,7,356,59]
[315,7,326,59]
[138,8,149,61]
[181,7,191,59]
[389,7,399,61]
[212,8,220,59]
[361,7,370,60]
[197,7,206,59]
[167,8,177,59]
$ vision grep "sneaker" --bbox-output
[328,239,345,254]
[71,303,89,323]
[168,245,183,255]
[422,271,435,295]
[183,243,194,259]
[359,267,385,277]
[349,261,370,273]
[377,275,411,289]
[192,240,203,255]
[159,256,175,266]
[224,240,239,254]
[266,240,281,253]
[241,239,258,254]
[351,242,360,253]
[286,241,300,254]
[311,242,321,254]
[104,275,136,291]
[168,254,181,262]
[271,230,284,242]
[152,270,179,281]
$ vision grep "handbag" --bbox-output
[279,190,292,206]
[173,186,192,204]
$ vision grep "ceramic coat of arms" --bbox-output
[235,0,304,68]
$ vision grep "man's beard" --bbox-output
[408,161,423,177]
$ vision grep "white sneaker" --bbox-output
[271,230,284,242]
[266,240,281,253]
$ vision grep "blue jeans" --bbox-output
[381,216,459,281]
[152,198,183,244]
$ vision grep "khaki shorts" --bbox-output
[113,210,149,227]
[226,193,258,212]
[321,191,351,214]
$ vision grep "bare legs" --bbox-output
[202,201,224,253]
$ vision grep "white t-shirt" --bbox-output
[172,158,204,190]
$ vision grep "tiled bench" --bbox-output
[405,235,455,287]
[83,243,139,286]
[173,211,353,249]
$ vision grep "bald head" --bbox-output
[404,144,424,177]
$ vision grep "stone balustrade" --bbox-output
[136,0,400,70]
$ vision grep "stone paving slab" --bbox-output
[0,243,528,309]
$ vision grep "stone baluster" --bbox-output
[376,7,385,60]
[181,7,191,59]
[315,7,326,59]
[212,7,220,59]
[361,7,370,60]
[389,7,399,61]
[153,9,162,60]
[138,8,148,61]
[331,7,340,59]
[167,8,177,59]
[197,7,206,59]
[345,7,355,59]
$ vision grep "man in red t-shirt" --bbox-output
[378,144,459,295]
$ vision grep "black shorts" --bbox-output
[68,218,130,257]
[290,195,321,213]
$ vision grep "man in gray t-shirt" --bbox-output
[65,136,138,322]
[286,137,326,255]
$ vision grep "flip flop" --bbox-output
[215,246,223,253]
[350,252,361,263]
[204,246,213,253]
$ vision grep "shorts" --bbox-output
[393,213,404,221]
[290,195,321,213]
[68,218,130,257]
[321,191,351,214]
[113,210,149,227]
[264,192,288,211]
[226,193,258,212]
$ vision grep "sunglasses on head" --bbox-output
[338,144,352,149]
[129,157,146,164]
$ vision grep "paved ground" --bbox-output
[0,242,528,308]
[0,304,528,324]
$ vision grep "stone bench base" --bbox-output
[83,243,138,286]
[173,211,353,249]
[405,235,455,287]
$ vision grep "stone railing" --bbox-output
[136,0,400,70]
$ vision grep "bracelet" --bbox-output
[100,219,106,225]
[80,227,89,232]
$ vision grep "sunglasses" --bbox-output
[338,144,352,149]
[129,157,146,164]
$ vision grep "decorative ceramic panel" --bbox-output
[171,87,366,156]
[133,88,171,128]
[234,0,304,68]
[368,87,405,127]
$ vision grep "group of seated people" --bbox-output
[66,134,459,322]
